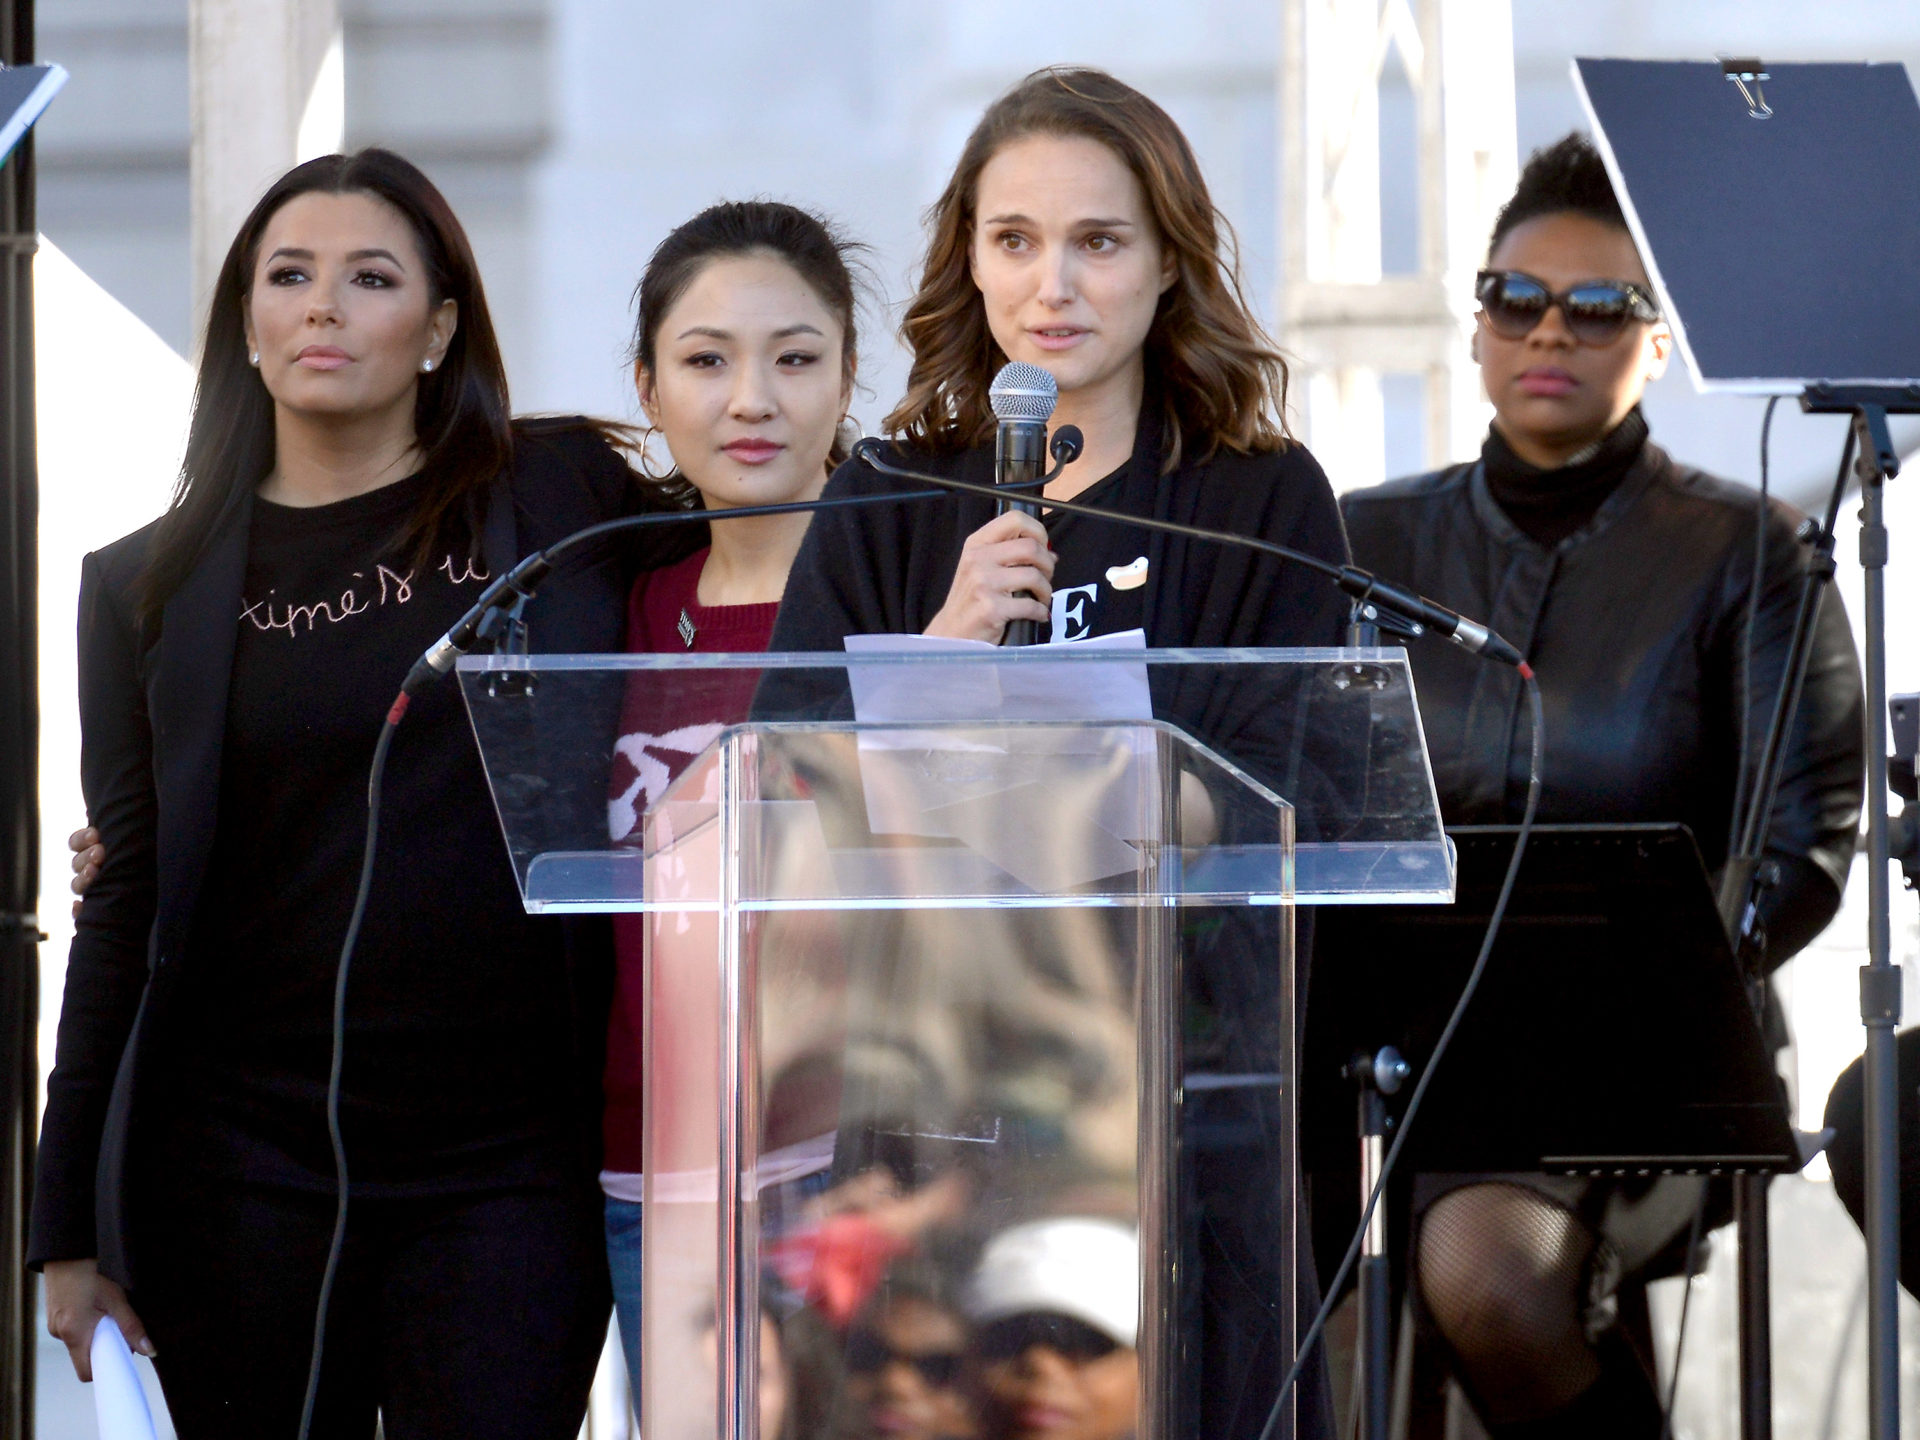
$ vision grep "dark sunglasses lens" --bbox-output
[978,1314,1119,1364]
[1562,285,1635,344]
[1481,275,1549,338]
[847,1331,965,1387]
[912,1352,965,1388]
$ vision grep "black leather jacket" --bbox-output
[1341,435,1864,967]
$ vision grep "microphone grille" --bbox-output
[989,361,1058,423]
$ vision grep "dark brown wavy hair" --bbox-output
[885,66,1292,472]
[139,148,512,620]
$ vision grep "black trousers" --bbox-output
[131,1174,611,1440]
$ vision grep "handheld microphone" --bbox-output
[988,361,1058,647]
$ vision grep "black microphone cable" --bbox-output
[297,693,408,1440]
[1257,668,1545,1440]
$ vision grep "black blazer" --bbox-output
[30,419,688,1283]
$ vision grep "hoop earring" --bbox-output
[638,425,675,482]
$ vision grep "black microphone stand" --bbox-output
[1719,384,1918,1440]
[1796,384,1920,1440]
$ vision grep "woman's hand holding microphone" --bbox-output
[923,511,1056,644]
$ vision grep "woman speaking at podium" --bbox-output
[31,150,694,1436]
[770,66,1351,1440]
[1341,135,1865,1438]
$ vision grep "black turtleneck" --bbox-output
[1482,406,1650,547]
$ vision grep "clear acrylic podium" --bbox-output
[459,647,1450,1440]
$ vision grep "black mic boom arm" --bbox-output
[852,439,1528,672]
[404,438,1528,697]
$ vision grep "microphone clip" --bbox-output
[476,588,536,697]
[991,425,1085,503]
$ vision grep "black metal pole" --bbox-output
[1713,411,1861,1440]
[1734,1175,1772,1440]
[1851,412,1902,1440]
[0,1,42,1435]
[1348,1047,1407,1440]
[1797,389,1915,1440]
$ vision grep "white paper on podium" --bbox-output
[90,1315,159,1440]
[843,631,1158,887]
[844,629,1151,749]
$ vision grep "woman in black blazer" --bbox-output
[33,149,687,1438]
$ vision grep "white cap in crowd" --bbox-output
[963,1217,1140,1348]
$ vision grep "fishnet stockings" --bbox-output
[1414,1183,1604,1426]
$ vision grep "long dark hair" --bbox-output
[885,67,1292,472]
[139,147,511,619]
[630,199,867,489]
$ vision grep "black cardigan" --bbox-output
[768,424,1353,655]
[30,418,691,1282]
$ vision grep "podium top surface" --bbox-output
[458,646,1453,912]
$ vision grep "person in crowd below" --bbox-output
[964,1219,1139,1440]
[844,1260,980,1440]
[599,199,865,1400]
[766,66,1348,1439]
[34,148,697,1437]
[1339,133,1865,1437]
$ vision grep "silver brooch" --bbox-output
[677,608,697,648]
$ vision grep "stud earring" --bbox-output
[421,358,435,374]
[249,351,260,366]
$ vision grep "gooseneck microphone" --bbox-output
[988,361,1058,646]
[404,433,1526,704]
[851,440,1529,672]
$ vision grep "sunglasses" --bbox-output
[845,1329,966,1388]
[974,1313,1122,1365]
[1475,269,1661,346]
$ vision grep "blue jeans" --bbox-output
[604,1196,643,1395]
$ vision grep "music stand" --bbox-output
[1573,58,1920,1440]
[1305,825,1796,1434]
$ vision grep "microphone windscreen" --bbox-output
[989,361,1058,423]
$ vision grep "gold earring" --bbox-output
[637,425,675,482]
